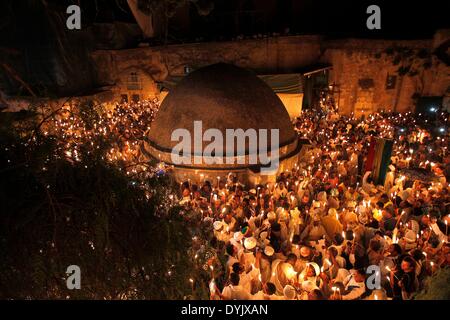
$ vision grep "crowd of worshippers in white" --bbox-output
[178,111,450,300]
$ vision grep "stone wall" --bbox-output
[91,35,322,101]
[323,38,449,116]
[91,33,450,115]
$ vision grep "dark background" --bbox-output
[79,0,450,39]
[1,0,449,98]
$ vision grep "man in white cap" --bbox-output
[398,223,418,251]
[232,249,261,294]
[298,262,321,288]
[300,214,329,242]
[294,246,312,274]
[276,208,290,243]
[213,220,230,242]
[259,245,274,283]
[230,231,244,251]
[241,236,257,272]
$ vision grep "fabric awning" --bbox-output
[258,74,303,94]
[160,74,303,94]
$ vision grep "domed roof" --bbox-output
[147,63,297,154]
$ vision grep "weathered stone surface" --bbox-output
[91,33,449,115]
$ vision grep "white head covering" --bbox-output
[259,231,268,240]
[264,246,274,256]
[283,285,297,300]
[244,237,257,250]
[306,262,321,276]
[301,280,318,292]
[233,231,244,242]
[213,220,223,231]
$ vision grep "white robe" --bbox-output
[222,285,251,300]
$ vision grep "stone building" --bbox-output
[91,30,450,117]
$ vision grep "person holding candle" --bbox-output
[329,268,366,300]
[231,248,261,294]
[398,256,419,300]
[220,272,251,300]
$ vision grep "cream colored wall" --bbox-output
[276,93,303,119]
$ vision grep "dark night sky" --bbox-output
[0,0,448,96]
[71,0,450,40]
[2,0,448,42]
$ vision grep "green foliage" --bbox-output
[415,267,450,300]
[0,111,209,299]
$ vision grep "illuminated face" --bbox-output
[401,260,412,272]
[347,220,357,229]
[354,272,365,283]
[306,265,316,277]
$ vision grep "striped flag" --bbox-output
[365,137,393,185]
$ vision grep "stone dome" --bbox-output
[143,63,303,182]
[147,63,297,153]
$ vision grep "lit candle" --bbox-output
[445,220,448,236]
[385,266,400,280]
[189,278,194,294]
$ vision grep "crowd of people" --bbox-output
[179,109,449,300]
[41,98,160,174]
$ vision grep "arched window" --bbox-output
[127,72,142,90]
